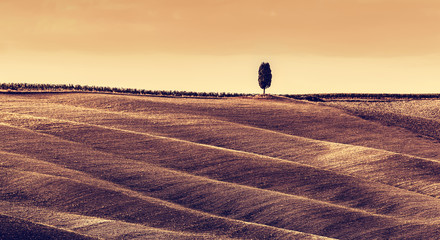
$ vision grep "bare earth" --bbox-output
[1,93,440,239]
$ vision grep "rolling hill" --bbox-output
[1,92,440,239]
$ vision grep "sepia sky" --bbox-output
[2,0,440,94]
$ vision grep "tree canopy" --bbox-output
[258,62,272,94]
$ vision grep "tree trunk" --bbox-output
[263,88,265,95]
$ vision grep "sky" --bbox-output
[1,0,440,94]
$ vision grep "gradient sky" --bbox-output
[2,0,440,94]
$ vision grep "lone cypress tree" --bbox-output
[258,62,272,95]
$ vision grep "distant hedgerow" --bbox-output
[3,83,438,100]
[0,83,250,98]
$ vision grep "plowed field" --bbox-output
[2,93,440,239]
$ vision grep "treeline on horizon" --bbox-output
[284,93,440,100]
[0,83,248,98]
[1,82,440,100]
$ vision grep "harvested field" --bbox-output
[1,92,440,239]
